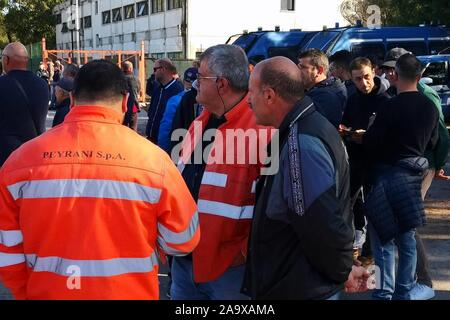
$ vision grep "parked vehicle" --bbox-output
[227,30,317,63]
[418,54,450,127]
[303,26,450,60]
[229,26,450,65]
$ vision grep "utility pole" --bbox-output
[75,0,81,65]
[70,0,74,62]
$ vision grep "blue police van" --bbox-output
[227,30,318,63]
[230,26,450,62]
[303,26,450,59]
[418,54,450,126]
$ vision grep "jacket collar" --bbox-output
[161,78,178,90]
[56,98,71,109]
[278,95,315,137]
[64,106,124,125]
[201,93,250,126]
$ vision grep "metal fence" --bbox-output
[26,41,42,73]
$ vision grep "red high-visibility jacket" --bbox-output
[0,106,200,300]
[178,96,271,282]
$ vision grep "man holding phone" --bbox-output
[339,57,391,262]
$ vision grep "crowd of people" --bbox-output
[0,38,448,300]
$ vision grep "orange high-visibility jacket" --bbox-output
[0,106,200,300]
[178,96,270,282]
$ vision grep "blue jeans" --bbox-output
[369,223,417,300]
[170,257,250,300]
[326,291,341,300]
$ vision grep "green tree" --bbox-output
[341,0,450,26]
[0,0,64,47]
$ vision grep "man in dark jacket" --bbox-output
[380,48,450,299]
[146,58,183,143]
[329,50,357,97]
[0,42,49,166]
[243,56,369,300]
[169,81,203,156]
[339,57,391,261]
[158,67,198,153]
[298,49,347,128]
[52,77,74,127]
[361,54,439,300]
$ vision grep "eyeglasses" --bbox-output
[153,66,163,72]
[197,75,219,82]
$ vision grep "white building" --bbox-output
[54,0,346,60]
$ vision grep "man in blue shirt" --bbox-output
[146,58,183,143]
[158,67,198,153]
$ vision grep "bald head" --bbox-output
[248,57,305,127]
[122,61,133,74]
[253,56,304,103]
[2,42,29,73]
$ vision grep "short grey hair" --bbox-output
[200,44,249,92]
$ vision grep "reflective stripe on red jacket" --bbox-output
[178,96,271,282]
[0,106,200,300]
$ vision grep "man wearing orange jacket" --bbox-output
[170,45,272,300]
[0,60,200,300]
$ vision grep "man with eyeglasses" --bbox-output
[0,42,49,166]
[146,58,183,143]
[171,44,270,300]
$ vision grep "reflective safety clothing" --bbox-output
[0,106,200,300]
[178,96,271,283]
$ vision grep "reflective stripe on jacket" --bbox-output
[178,96,271,282]
[0,106,200,300]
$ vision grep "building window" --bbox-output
[137,1,149,17]
[168,51,183,59]
[84,16,92,28]
[112,8,122,22]
[281,0,295,11]
[167,0,182,10]
[62,22,68,33]
[102,11,111,24]
[152,0,164,13]
[124,4,135,19]
[100,36,113,45]
[114,35,124,44]
[95,1,99,15]
[79,18,84,29]
[55,13,62,25]
[151,52,165,59]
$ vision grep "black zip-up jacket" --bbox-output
[306,78,348,128]
[341,76,391,181]
[52,98,71,127]
[0,70,49,166]
[242,96,354,300]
